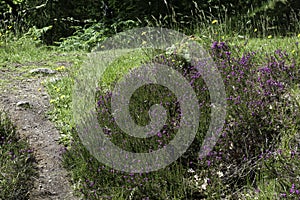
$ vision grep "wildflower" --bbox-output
[280,193,287,198]
[267,35,272,39]
[212,19,218,24]
[8,25,12,29]
[201,178,209,190]
[211,41,218,49]
[291,150,296,158]
[188,168,195,173]
[207,160,211,166]
[229,142,234,150]
[157,132,162,138]
[50,99,56,104]
[217,171,224,178]
[55,65,65,71]
[254,28,258,32]
[141,31,147,36]
[269,105,273,110]
[142,40,147,45]
[298,33,300,38]
[189,35,197,40]
[38,87,42,92]
[201,182,207,190]
[290,184,295,194]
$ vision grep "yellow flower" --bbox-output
[60,95,65,99]
[292,49,296,54]
[297,33,300,38]
[38,88,42,92]
[142,40,147,45]
[56,87,60,92]
[100,45,105,48]
[8,26,12,29]
[267,35,272,39]
[254,28,258,32]
[50,99,56,104]
[55,66,65,71]
[141,31,147,36]
[0,32,2,37]
[212,20,218,24]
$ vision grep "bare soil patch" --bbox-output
[0,68,79,199]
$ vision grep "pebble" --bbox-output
[29,68,56,75]
[16,101,30,107]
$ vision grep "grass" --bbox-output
[1,14,300,199]
[0,110,36,199]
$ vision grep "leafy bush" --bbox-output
[2,0,300,44]
[58,20,140,51]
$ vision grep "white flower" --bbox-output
[188,168,195,173]
[229,142,234,150]
[201,182,207,190]
[201,178,209,190]
[217,171,224,178]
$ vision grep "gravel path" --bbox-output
[0,68,79,199]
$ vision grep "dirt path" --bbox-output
[0,69,80,199]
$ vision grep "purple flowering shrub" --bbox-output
[195,41,300,197]
[95,52,211,157]
[96,85,181,153]
[70,41,300,199]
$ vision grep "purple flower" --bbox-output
[211,41,218,49]
[290,188,295,194]
[207,160,211,166]
[280,193,287,198]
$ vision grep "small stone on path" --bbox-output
[16,101,31,107]
[30,68,56,75]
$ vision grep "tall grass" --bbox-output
[0,110,36,199]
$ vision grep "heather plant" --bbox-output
[41,25,300,199]
[185,42,300,198]
[87,40,300,199]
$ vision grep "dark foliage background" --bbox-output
[1,0,300,44]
